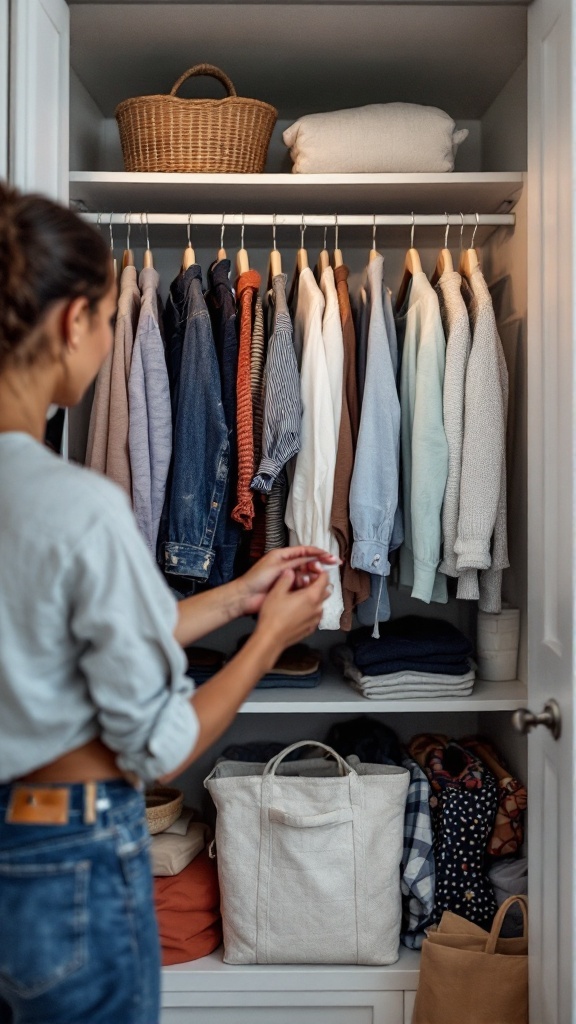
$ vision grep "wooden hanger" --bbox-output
[236,215,250,276]
[267,215,283,288]
[459,213,480,281]
[141,212,154,269]
[332,214,344,269]
[288,216,309,305]
[395,214,422,311]
[122,213,134,270]
[430,214,453,287]
[217,214,227,262]
[182,214,196,270]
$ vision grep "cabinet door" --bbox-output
[527,0,576,1019]
[9,0,69,200]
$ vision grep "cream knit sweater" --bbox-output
[455,267,509,612]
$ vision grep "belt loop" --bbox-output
[83,781,97,825]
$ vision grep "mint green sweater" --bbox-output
[396,272,448,604]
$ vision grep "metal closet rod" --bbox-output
[84,212,515,228]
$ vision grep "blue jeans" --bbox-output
[0,781,160,1024]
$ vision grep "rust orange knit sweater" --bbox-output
[233,270,261,528]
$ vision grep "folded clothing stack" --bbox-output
[151,806,222,965]
[185,646,227,685]
[237,638,322,689]
[332,616,475,699]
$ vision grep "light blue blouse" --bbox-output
[0,433,198,784]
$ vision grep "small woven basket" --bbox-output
[145,786,184,835]
[115,63,277,173]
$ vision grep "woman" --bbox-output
[0,184,334,1024]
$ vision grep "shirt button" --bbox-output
[371,554,381,567]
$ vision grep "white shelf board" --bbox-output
[70,171,524,216]
[238,671,526,713]
[162,945,421,993]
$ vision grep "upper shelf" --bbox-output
[70,171,524,215]
[237,672,526,714]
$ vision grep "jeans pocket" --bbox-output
[0,859,90,998]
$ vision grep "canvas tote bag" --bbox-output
[204,740,410,965]
[412,895,528,1024]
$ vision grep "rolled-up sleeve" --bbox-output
[67,496,199,782]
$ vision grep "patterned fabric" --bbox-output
[409,734,498,929]
[401,757,435,949]
[265,469,288,551]
[233,270,260,529]
[460,736,527,857]
[250,295,266,473]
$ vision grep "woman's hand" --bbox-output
[254,568,332,654]
[236,546,339,617]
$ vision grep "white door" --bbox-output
[9,0,69,200]
[527,0,576,1017]
[0,0,8,180]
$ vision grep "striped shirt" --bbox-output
[251,274,301,493]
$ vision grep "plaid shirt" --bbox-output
[400,756,435,948]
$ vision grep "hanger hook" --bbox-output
[97,212,102,229]
[124,212,131,250]
[460,212,465,252]
[220,213,226,251]
[272,213,277,251]
[470,211,480,250]
[187,213,193,248]
[334,213,339,251]
[372,214,377,251]
[141,211,150,251]
[108,212,114,252]
[323,225,327,250]
[241,212,245,251]
[410,211,415,250]
[444,212,450,250]
[300,213,306,249]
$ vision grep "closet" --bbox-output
[3,0,574,1021]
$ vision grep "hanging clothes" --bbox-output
[318,265,344,446]
[233,270,260,530]
[204,259,242,584]
[128,266,172,556]
[265,470,288,552]
[396,272,448,605]
[159,265,229,582]
[249,295,267,562]
[86,264,140,495]
[455,266,509,613]
[435,270,472,583]
[251,273,301,494]
[350,254,401,635]
[331,264,371,630]
[285,268,343,629]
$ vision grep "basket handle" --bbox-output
[170,64,237,98]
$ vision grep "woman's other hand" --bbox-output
[254,569,332,653]
[236,546,339,616]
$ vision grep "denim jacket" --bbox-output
[159,265,230,581]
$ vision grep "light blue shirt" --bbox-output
[0,434,198,784]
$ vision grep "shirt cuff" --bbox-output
[117,692,199,784]
[454,539,492,571]
[350,541,391,575]
[411,560,439,604]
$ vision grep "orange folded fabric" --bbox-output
[153,849,222,965]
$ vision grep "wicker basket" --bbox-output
[115,64,277,173]
[145,786,184,835]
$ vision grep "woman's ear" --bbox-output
[62,296,90,353]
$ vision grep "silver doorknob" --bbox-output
[511,698,561,740]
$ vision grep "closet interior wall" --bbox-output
[66,0,530,878]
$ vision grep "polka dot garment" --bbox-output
[409,736,499,929]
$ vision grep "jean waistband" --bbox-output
[0,779,143,826]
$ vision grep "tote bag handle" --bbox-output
[263,741,355,777]
[486,895,528,954]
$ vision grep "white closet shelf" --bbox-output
[238,672,526,713]
[163,945,422,994]
[69,171,524,217]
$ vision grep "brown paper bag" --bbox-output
[412,896,528,1024]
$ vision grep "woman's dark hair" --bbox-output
[0,182,112,368]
